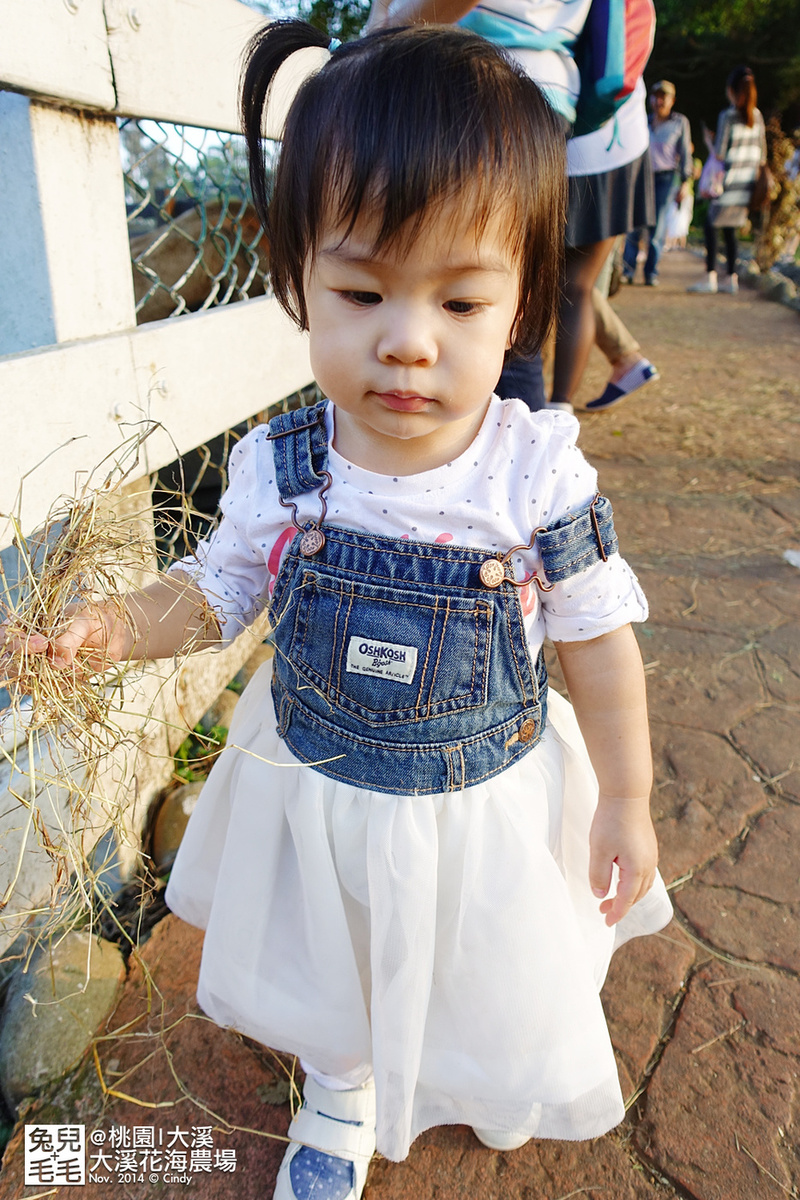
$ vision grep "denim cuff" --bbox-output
[537,495,618,584]
[268,400,330,500]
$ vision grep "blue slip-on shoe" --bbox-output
[584,361,660,412]
[274,1077,376,1200]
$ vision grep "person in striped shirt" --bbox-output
[688,65,767,295]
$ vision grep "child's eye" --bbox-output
[341,290,382,306]
[445,300,484,315]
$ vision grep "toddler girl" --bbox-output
[22,22,672,1200]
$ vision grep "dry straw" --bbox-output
[0,424,191,955]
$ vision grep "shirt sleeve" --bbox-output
[168,426,276,646]
[532,416,648,643]
[714,109,733,164]
[679,114,693,180]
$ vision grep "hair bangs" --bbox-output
[246,23,566,355]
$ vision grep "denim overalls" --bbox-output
[266,402,618,797]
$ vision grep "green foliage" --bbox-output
[648,0,800,133]
[242,0,370,40]
[298,0,370,40]
[174,723,228,783]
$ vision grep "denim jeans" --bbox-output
[266,402,617,795]
[495,353,545,410]
[623,170,679,282]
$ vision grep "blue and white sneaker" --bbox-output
[584,360,660,412]
[274,1077,376,1200]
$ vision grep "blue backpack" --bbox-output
[572,0,656,136]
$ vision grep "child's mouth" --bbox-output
[376,391,433,412]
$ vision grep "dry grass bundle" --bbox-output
[0,426,183,953]
[2,503,147,752]
[1,431,159,756]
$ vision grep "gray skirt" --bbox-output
[566,148,655,248]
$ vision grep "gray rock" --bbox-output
[776,260,800,286]
[150,779,205,870]
[771,277,798,304]
[0,931,125,1111]
[738,260,761,286]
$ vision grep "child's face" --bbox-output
[303,201,521,474]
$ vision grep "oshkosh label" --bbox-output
[346,636,418,685]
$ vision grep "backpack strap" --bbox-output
[537,494,618,583]
[267,400,330,501]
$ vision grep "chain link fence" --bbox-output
[120,118,317,561]
[122,118,274,324]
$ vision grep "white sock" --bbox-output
[300,1059,374,1092]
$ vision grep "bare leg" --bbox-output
[552,238,616,406]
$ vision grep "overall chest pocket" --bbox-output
[282,569,493,726]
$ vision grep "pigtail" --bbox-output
[240,20,330,232]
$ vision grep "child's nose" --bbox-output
[377,307,438,366]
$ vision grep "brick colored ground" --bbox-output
[2,249,799,1200]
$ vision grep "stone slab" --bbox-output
[698,804,800,903]
[640,625,766,733]
[601,922,696,1102]
[631,569,786,639]
[674,803,800,972]
[637,963,800,1200]
[733,707,800,801]
[366,1122,672,1200]
[0,916,293,1200]
[676,883,800,973]
[647,727,767,884]
[757,623,800,704]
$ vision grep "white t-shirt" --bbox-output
[178,396,647,651]
[566,79,650,177]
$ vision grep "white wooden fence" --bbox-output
[0,0,324,951]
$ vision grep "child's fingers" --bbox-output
[600,866,656,926]
[49,609,116,668]
[588,850,613,900]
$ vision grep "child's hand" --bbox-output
[588,795,658,927]
[0,602,132,676]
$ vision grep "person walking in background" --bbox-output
[688,66,767,295]
[623,81,692,286]
[586,287,659,411]
[553,81,654,411]
[366,0,656,415]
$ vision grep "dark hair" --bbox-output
[727,65,757,128]
[241,21,566,358]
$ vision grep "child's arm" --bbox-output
[555,624,658,928]
[12,572,221,669]
[366,0,475,31]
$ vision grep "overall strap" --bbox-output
[267,400,330,501]
[537,494,619,584]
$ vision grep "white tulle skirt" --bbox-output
[166,658,672,1162]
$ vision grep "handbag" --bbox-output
[749,162,774,213]
[698,153,725,200]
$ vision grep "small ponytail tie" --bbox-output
[328,37,342,52]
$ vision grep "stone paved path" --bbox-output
[1,249,799,1200]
